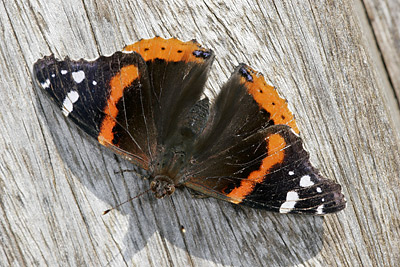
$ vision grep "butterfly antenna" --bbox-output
[102,188,152,215]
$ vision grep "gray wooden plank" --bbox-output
[363,0,400,107]
[356,0,400,137]
[0,0,399,266]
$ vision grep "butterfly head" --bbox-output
[150,175,176,199]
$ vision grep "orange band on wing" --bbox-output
[240,67,299,134]
[227,133,286,203]
[98,65,139,145]
[124,37,210,63]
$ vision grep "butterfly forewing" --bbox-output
[183,64,345,215]
[34,52,156,169]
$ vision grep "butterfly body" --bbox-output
[147,97,210,194]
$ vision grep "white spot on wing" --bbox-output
[279,191,299,213]
[288,171,294,176]
[51,74,55,77]
[72,70,85,83]
[61,70,68,75]
[299,175,314,187]
[41,79,51,89]
[316,187,322,193]
[62,90,80,116]
[92,80,97,85]
[316,204,324,215]
[68,90,79,102]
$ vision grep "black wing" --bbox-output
[33,52,156,169]
[182,64,345,215]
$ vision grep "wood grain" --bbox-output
[0,0,399,266]
[363,0,400,107]
[356,0,400,136]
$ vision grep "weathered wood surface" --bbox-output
[363,0,400,113]
[358,0,400,134]
[0,0,399,266]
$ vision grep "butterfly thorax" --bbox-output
[150,175,176,198]
[148,144,193,198]
[149,98,210,198]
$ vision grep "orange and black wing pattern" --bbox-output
[33,52,155,169]
[33,37,214,171]
[183,64,345,215]
[124,37,214,145]
[34,38,345,215]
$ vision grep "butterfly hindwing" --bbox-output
[124,37,214,145]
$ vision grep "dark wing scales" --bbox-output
[33,52,156,169]
[238,126,346,214]
[182,64,345,215]
[124,37,214,146]
[192,64,297,159]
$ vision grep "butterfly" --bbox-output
[33,37,345,215]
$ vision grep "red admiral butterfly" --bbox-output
[33,37,345,215]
